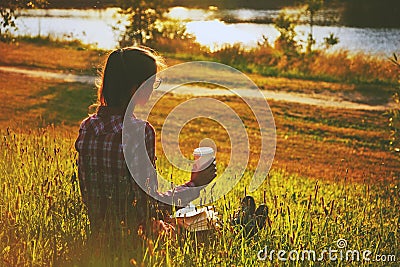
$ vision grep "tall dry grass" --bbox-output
[151,36,397,86]
[1,127,398,266]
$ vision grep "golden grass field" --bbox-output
[0,40,399,266]
[0,41,398,183]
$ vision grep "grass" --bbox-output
[1,36,397,106]
[0,39,399,266]
[152,37,398,86]
[0,37,105,76]
[0,128,398,266]
[0,128,87,266]
[0,68,397,181]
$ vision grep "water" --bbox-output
[11,7,400,56]
[13,8,125,49]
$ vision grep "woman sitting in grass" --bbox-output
[75,47,216,237]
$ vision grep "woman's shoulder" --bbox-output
[78,114,98,130]
[129,117,154,128]
[123,118,155,137]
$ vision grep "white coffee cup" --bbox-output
[193,147,215,171]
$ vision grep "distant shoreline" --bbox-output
[45,0,294,10]
[43,0,400,28]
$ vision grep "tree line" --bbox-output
[36,0,400,27]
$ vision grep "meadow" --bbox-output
[0,39,399,266]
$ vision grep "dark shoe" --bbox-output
[232,196,269,237]
[255,204,269,229]
[241,195,256,218]
[232,196,255,225]
[232,196,257,237]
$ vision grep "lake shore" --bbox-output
[45,0,294,10]
[42,0,400,27]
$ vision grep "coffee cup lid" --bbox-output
[193,147,214,156]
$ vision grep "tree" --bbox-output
[116,0,172,46]
[0,0,47,40]
[299,0,323,53]
[273,11,299,55]
[295,0,339,53]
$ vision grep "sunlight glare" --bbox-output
[234,9,255,21]
[167,6,212,21]
[186,20,279,51]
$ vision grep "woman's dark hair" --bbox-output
[96,46,165,108]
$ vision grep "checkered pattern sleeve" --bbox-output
[126,121,203,217]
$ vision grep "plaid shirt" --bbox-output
[75,106,201,230]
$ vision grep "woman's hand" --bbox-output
[190,160,217,187]
[152,219,175,237]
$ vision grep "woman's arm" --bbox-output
[124,120,215,218]
[143,122,207,207]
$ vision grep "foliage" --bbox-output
[116,0,172,46]
[389,54,400,153]
[295,0,339,53]
[154,19,193,41]
[323,32,339,49]
[150,36,204,55]
[4,34,399,88]
[300,0,323,53]
[273,11,300,55]
[183,40,396,86]
[0,0,47,40]
[273,4,338,55]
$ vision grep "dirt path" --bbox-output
[0,66,393,111]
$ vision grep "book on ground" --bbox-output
[171,203,220,232]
